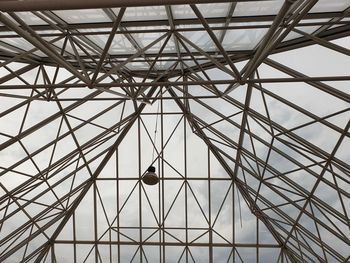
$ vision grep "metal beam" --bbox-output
[264,58,350,103]
[190,4,241,81]
[0,12,89,84]
[90,8,126,85]
[0,0,271,12]
[241,0,297,77]
[2,75,350,90]
[0,12,347,32]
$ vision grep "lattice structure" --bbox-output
[0,1,349,262]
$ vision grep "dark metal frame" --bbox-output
[0,0,349,262]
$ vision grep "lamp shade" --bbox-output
[142,166,159,185]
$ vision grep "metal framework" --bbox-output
[0,0,349,262]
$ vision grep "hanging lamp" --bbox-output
[142,166,159,185]
[142,99,161,186]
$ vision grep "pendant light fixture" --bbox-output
[142,166,159,185]
[142,99,160,185]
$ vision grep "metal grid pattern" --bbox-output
[0,0,349,262]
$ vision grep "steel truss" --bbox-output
[0,0,349,262]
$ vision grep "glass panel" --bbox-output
[196,3,231,18]
[119,6,168,21]
[86,34,137,54]
[126,61,150,70]
[310,0,350,13]
[155,57,179,70]
[53,9,111,24]
[130,32,173,54]
[16,12,48,25]
[172,3,231,20]
[180,30,218,52]
[1,38,36,53]
[222,28,269,50]
[233,1,284,16]
[171,4,195,19]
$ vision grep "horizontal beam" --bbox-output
[0,0,268,12]
[0,12,347,32]
[1,76,350,90]
[53,240,282,248]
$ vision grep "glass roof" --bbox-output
[0,1,348,68]
[0,1,349,262]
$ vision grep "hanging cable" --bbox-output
[151,99,161,163]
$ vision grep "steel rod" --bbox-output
[0,0,271,12]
